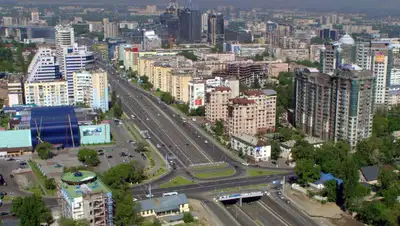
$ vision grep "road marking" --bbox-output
[257,201,290,226]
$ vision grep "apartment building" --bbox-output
[55,24,74,73]
[294,66,375,147]
[230,133,271,162]
[24,80,69,106]
[7,76,24,106]
[104,22,119,39]
[62,43,95,100]
[227,97,258,135]
[205,86,231,123]
[72,69,109,112]
[58,171,113,226]
[27,48,62,82]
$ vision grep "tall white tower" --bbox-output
[55,24,75,74]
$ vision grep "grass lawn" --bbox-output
[247,168,287,177]
[190,163,229,171]
[193,168,236,179]
[159,176,197,188]
[28,160,56,196]
[1,195,15,202]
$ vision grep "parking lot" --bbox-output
[0,158,31,196]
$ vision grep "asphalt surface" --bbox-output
[240,201,288,226]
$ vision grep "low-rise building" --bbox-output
[138,194,190,218]
[359,166,379,185]
[230,134,271,162]
[58,171,113,226]
[280,137,325,162]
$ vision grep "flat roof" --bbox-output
[139,194,188,213]
[62,170,97,183]
[61,171,111,198]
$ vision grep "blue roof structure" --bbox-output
[314,172,343,185]
[30,106,80,148]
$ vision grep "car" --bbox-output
[98,149,105,153]
[204,140,208,144]
[98,152,104,156]
[192,118,196,121]
[157,114,160,117]
[169,161,176,166]
[131,115,135,119]
[145,193,154,198]
[119,152,128,157]
[146,117,149,121]
[19,162,27,166]
[128,154,134,158]
[127,140,134,144]
[156,144,162,148]
[242,162,249,166]
[168,153,174,158]
[106,155,112,159]
[5,158,14,161]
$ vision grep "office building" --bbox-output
[208,13,225,46]
[31,9,39,22]
[62,43,95,100]
[356,40,392,106]
[59,171,113,226]
[27,48,62,82]
[142,30,161,51]
[72,69,109,112]
[55,24,75,73]
[2,17,13,26]
[201,13,208,33]
[24,80,69,106]
[294,66,375,147]
[104,22,119,39]
[178,8,201,43]
[320,42,342,74]
[159,0,180,39]
[319,28,339,41]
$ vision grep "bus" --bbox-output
[162,192,178,197]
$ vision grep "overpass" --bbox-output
[216,191,265,206]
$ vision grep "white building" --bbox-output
[142,30,161,51]
[55,24,74,73]
[188,80,205,110]
[72,69,109,112]
[201,13,208,32]
[62,43,95,100]
[24,80,69,106]
[230,134,271,162]
[390,67,400,85]
[104,22,119,39]
[27,48,61,82]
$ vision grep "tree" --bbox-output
[251,78,261,89]
[77,148,100,166]
[323,180,339,202]
[113,104,123,119]
[183,212,194,223]
[271,141,281,160]
[101,162,145,189]
[59,217,90,226]
[152,219,162,226]
[111,90,117,106]
[36,142,53,160]
[160,92,174,104]
[291,139,315,161]
[135,141,148,153]
[11,195,53,226]
[356,201,392,226]
[342,156,361,210]
[114,193,138,226]
[311,36,325,44]
[212,120,224,136]
[373,114,389,137]
[178,50,198,61]
[45,178,56,190]
[295,159,321,185]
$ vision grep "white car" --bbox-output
[131,115,135,119]
[132,198,138,202]
[242,162,249,166]
[156,144,162,148]
[204,140,208,144]
[145,194,154,198]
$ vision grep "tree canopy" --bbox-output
[36,142,53,160]
[11,195,53,226]
[77,148,100,166]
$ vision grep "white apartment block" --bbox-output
[55,24,75,73]
[24,80,69,106]
[230,134,271,162]
[27,48,61,82]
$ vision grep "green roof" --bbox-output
[60,171,111,198]
[61,171,97,183]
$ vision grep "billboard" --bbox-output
[193,88,204,107]
[82,126,103,136]
[374,53,385,63]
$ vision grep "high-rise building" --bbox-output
[205,86,231,123]
[24,79,69,106]
[27,48,62,82]
[159,0,180,39]
[2,17,13,26]
[320,42,342,74]
[178,8,201,43]
[62,43,95,100]
[58,171,113,226]
[31,9,39,22]
[294,66,375,147]
[104,22,119,39]
[72,69,109,112]
[207,13,224,46]
[55,24,75,73]
[356,40,392,106]
[319,28,339,41]
[141,30,161,51]
[201,13,208,33]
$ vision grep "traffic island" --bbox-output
[192,167,236,179]
[159,176,197,188]
[247,168,288,177]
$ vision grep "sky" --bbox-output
[1,0,400,13]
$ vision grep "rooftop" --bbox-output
[232,133,268,147]
[61,171,111,198]
[262,89,277,96]
[214,86,231,92]
[360,166,379,182]
[61,170,97,183]
[139,194,188,213]
[230,98,255,105]
[281,137,325,148]
[244,89,264,96]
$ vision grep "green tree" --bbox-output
[59,217,90,226]
[270,140,281,160]
[212,120,224,136]
[178,50,198,61]
[113,104,123,119]
[315,142,349,178]
[160,92,174,104]
[135,141,148,153]
[342,156,361,210]
[152,219,162,226]
[323,180,338,202]
[295,159,321,185]
[311,36,325,44]
[111,90,117,106]
[356,201,392,226]
[36,142,53,160]
[101,162,145,189]
[11,195,53,226]
[183,212,194,223]
[373,114,389,137]
[77,148,100,166]
[291,139,315,161]
[251,78,261,89]
[44,178,57,190]
[114,193,139,226]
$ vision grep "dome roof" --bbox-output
[338,34,355,45]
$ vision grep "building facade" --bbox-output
[230,134,271,162]
[24,80,69,106]
[294,66,375,147]
[207,13,224,46]
[55,24,75,73]
[27,48,62,82]
[104,22,119,39]
[59,171,113,226]
[72,70,109,112]
[178,8,201,43]
[205,86,231,123]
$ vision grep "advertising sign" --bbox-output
[374,53,385,63]
[82,126,103,136]
[193,86,204,107]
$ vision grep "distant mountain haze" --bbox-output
[0,0,399,13]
